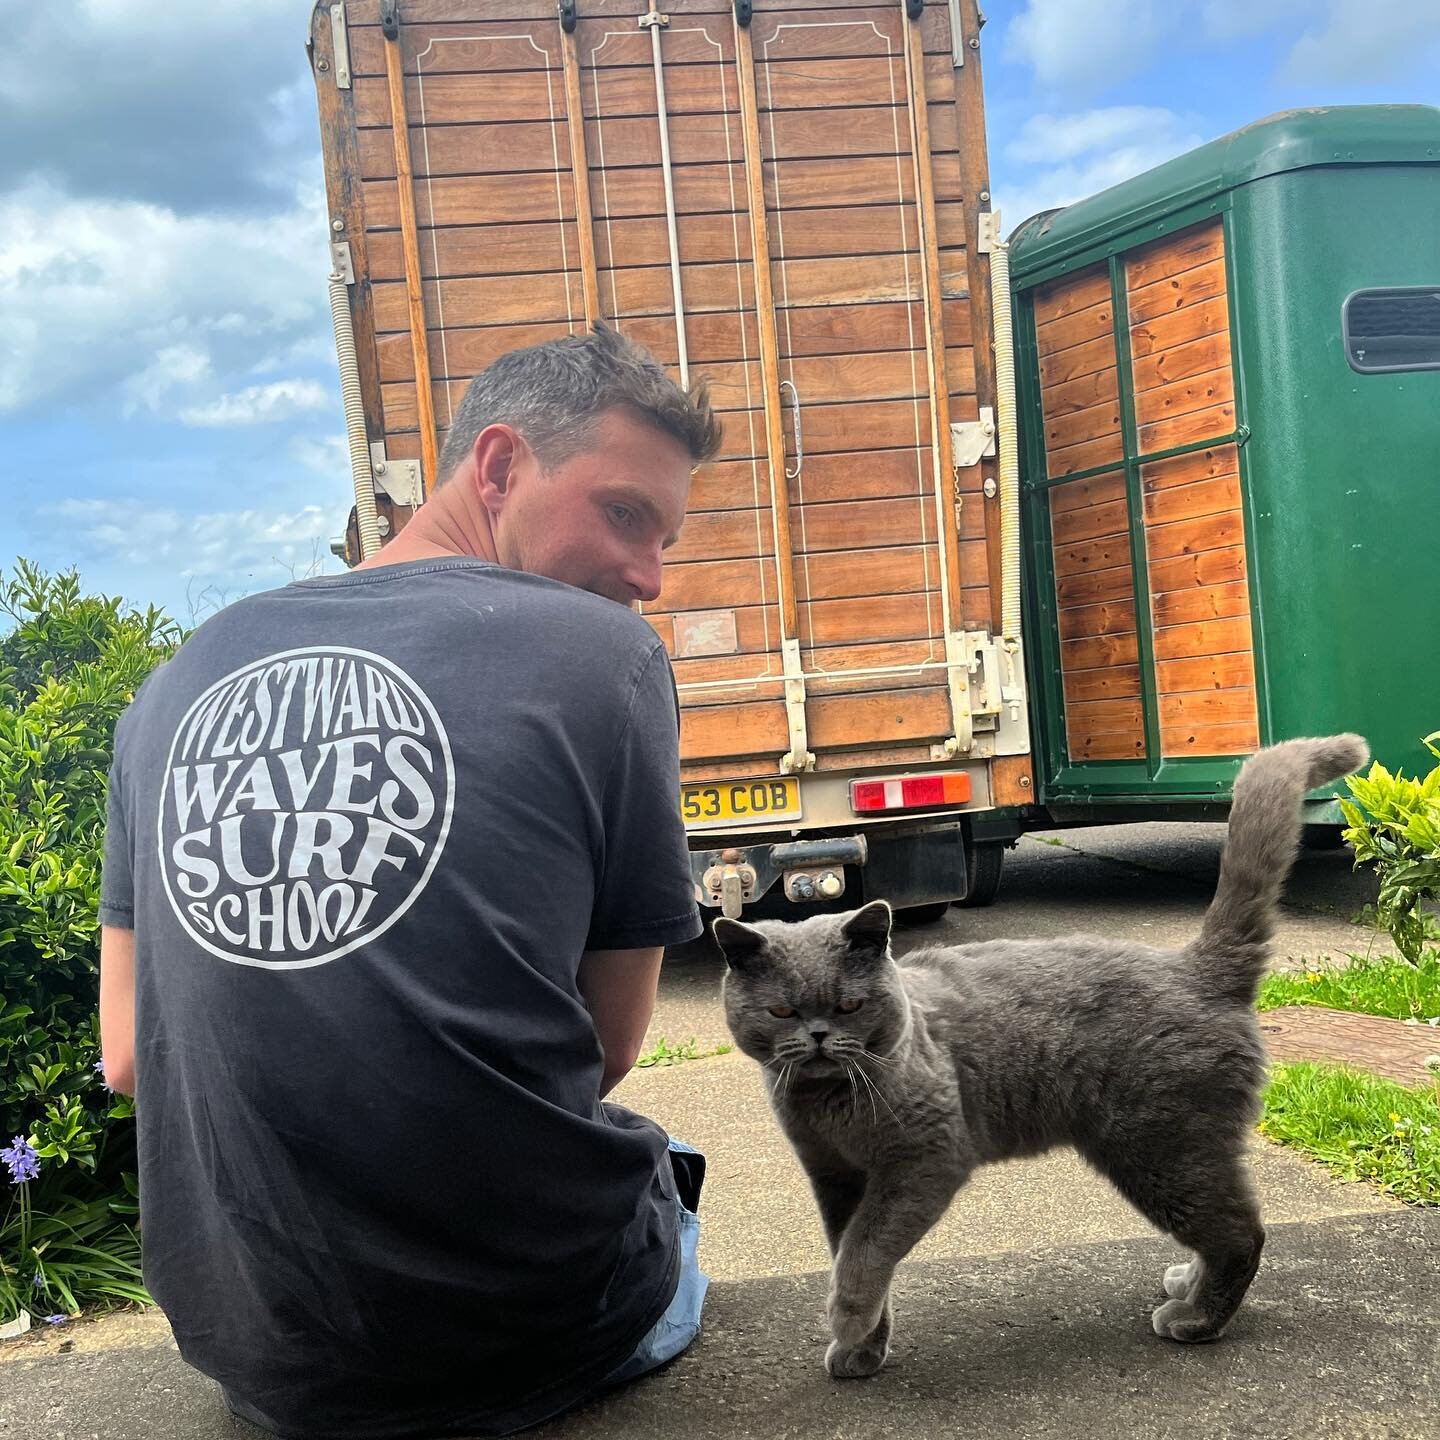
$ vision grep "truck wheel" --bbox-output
[896,901,951,926]
[954,842,1004,908]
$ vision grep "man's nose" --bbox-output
[627,547,665,604]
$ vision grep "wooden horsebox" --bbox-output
[308,0,1032,917]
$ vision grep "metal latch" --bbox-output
[951,406,997,468]
[369,442,423,508]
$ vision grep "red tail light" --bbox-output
[849,772,972,813]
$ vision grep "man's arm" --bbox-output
[576,946,664,1096]
[99,925,137,1095]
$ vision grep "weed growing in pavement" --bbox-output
[634,1036,733,1069]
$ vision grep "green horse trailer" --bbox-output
[1007,105,1440,828]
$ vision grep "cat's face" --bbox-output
[714,901,910,1079]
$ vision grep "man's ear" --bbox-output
[471,423,524,517]
[840,900,893,955]
[712,917,767,972]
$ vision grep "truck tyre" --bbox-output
[954,841,1004,908]
[896,901,951,926]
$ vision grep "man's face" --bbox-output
[489,406,692,606]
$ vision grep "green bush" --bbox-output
[1,561,179,1325]
[1341,733,1440,965]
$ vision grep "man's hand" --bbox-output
[576,946,664,1097]
[99,925,137,1095]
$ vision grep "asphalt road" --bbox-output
[6,822,1432,1440]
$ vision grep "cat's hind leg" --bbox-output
[1097,1140,1264,1343]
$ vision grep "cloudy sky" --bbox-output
[2,0,1434,623]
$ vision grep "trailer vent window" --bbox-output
[850,773,972,813]
[1342,286,1440,374]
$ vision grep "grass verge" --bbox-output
[1259,952,1440,1022]
[635,1036,733,1069]
[1260,1062,1439,1206]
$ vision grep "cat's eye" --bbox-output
[768,1005,798,1019]
[836,998,864,1014]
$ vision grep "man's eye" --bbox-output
[768,1005,797,1019]
[836,998,864,1014]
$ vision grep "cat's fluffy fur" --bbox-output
[716,735,1368,1379]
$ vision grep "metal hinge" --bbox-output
[328,4,352,88]
[329,241,355,286]
[369,442,423,508]
[951,406,997,468]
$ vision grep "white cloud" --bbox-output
[179,379,330,427]
[1005,107,1190,166]
[994,108,1206,231]
[46,497,342,614]
[0,179,332,420]
[1005,0,1175,92]
[291,435,352,476]
[1200,0,1309,40]
[1281,0,1440,84]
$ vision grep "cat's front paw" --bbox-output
[827,1292,884,1348]
[825,1334,889,1379]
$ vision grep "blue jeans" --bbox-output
[601,1138,709,1388]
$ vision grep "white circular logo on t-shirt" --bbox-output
[157,646,455,969]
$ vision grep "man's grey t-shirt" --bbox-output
[99,559,702,1439]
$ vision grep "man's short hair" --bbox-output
[435,324,723,484]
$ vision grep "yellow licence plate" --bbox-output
[681,778,801,829]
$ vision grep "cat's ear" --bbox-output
[841,900,893,955]
[712,917,768,972]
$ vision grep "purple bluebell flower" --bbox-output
[43,1314,68,1326]
[93,1058,111,1090]
[32,1273,44,1290]
[1,1135,39,1185]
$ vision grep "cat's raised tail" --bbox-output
[1188,734,1370,1001]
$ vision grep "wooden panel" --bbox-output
[1048,471,1125,515]
[1049,497,1129,548]
[1058,599,1137,643]
[1038,334,1115,389]
[1044,397,1122,453]
[1126,257,1227,326]
[1158,719,1259,757]
[1040,366,1119,421]
[1033,265,1109,326]
[1129,295,1229,357]
[1150,580,1250,628]
[371,249,965,332]
[1146,544,1248,594]
[1045,431,1124,480]
[1140,446,1238,493]
[1151,617,1253,663]
[1134,367,1234,427]
[1047,467,1143,765]
[1055,563,1134,608]
[1143,472,1242,528]
[1155,652,1257,694]
[1138,401,1237,456]
[1144,510,1246,563]
[1125,222,1225,290]
[1131,332,1231,393]
[1063,664,1141,703]
[1036,298,1115,356]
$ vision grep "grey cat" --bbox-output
[715,735,1368,1379]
